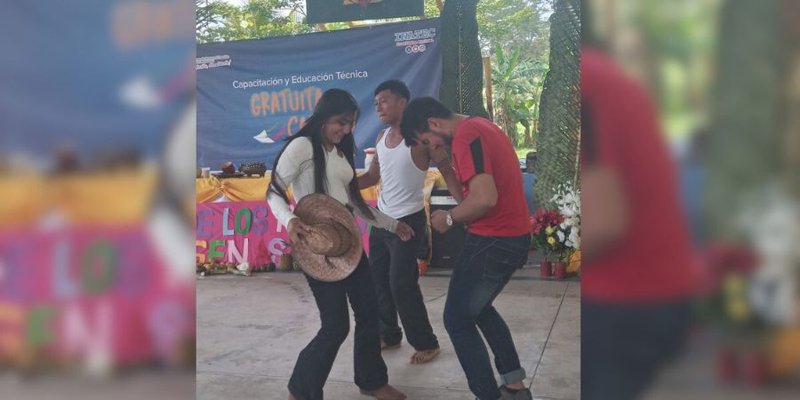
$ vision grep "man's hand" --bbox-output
[357,153,381,189]
[370,154,380,169]
[431,210,451,233]
[394,221,415,241]
[287,218,312,245]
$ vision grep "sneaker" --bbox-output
[499,385,532,400]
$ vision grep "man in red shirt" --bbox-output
[400,97,532,400]
[581,45,698,399]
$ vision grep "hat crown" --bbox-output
[303,221,351,257]
[292,193,362,282]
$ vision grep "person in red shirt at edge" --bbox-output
[581,44,700,399]
[400,97,532,400]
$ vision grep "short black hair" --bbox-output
[374,80,410,101]
[399,97,453,146]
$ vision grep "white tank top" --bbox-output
[376,128,426,219]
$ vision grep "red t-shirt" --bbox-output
[451,117,530,237]
[581,47,698,302]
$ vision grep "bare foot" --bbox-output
[410,347,441,364]
[360,384,407,400]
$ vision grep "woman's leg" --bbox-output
[346,254,389,391]
[288,274,351,400]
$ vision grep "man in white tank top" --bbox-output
[358,80,462,365]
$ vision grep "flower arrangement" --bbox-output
[530,184,581,260]
[550,183,581,255]
[530,209,565,261]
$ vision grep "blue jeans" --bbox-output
[288,254,387,400]
[582,300,691,400]
[443,233,530,400]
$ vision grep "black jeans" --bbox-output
[582,300,692,400]
[288,254,387,400]
[443,233,530,400]
[368,209,438,350]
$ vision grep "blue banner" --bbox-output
[0,1,194,163]
[196,18,442,170]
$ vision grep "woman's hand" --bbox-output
[394,221,415,241]
[288,218,312,245]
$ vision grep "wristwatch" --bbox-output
[445,211,454,227]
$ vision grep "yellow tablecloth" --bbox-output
[194,170,445,204]
[0,174,50,227]
[59,169,157,224]
[0,167,158,226]
[195,176,271,202]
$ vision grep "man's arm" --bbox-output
[430,173,496,232]
[356,130,385,189]
[356,155,380,189]
[449,173,496,223]
[429,147,463,203]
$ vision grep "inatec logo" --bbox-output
[394,28,436,54]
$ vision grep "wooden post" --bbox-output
[483,56,494,121]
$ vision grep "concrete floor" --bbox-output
[196,265,580,400]
[643,328,800,400]
[0,372,195,400]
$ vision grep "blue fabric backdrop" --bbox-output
[196,18,442,170]
[0,1,193,163]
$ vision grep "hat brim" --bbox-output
[292,194,362,282]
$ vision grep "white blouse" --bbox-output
[267,137,399,232]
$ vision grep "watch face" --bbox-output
[446,213,453,226]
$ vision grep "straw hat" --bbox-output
[292,193,362,281]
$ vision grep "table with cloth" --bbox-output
[0,167,195,367]
[194,170,444,267]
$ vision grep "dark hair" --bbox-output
[268,88,373,218]
[399,97,453,146]
[374,80,410,101]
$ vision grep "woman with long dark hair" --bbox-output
[267,88,412,400]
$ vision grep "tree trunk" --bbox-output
[439,0,489,117]
[533,0,581,208]
[705,0,784,239]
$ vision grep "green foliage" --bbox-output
[623,0,721,140]
[476,0,551,149]
[490,45,547,147]
[196,0,312,43]
[477,0,551,56]
[533,0,580,209]
[196,1,442,41]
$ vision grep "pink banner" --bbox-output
[0,227,194,367]
[195,200,373,266]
